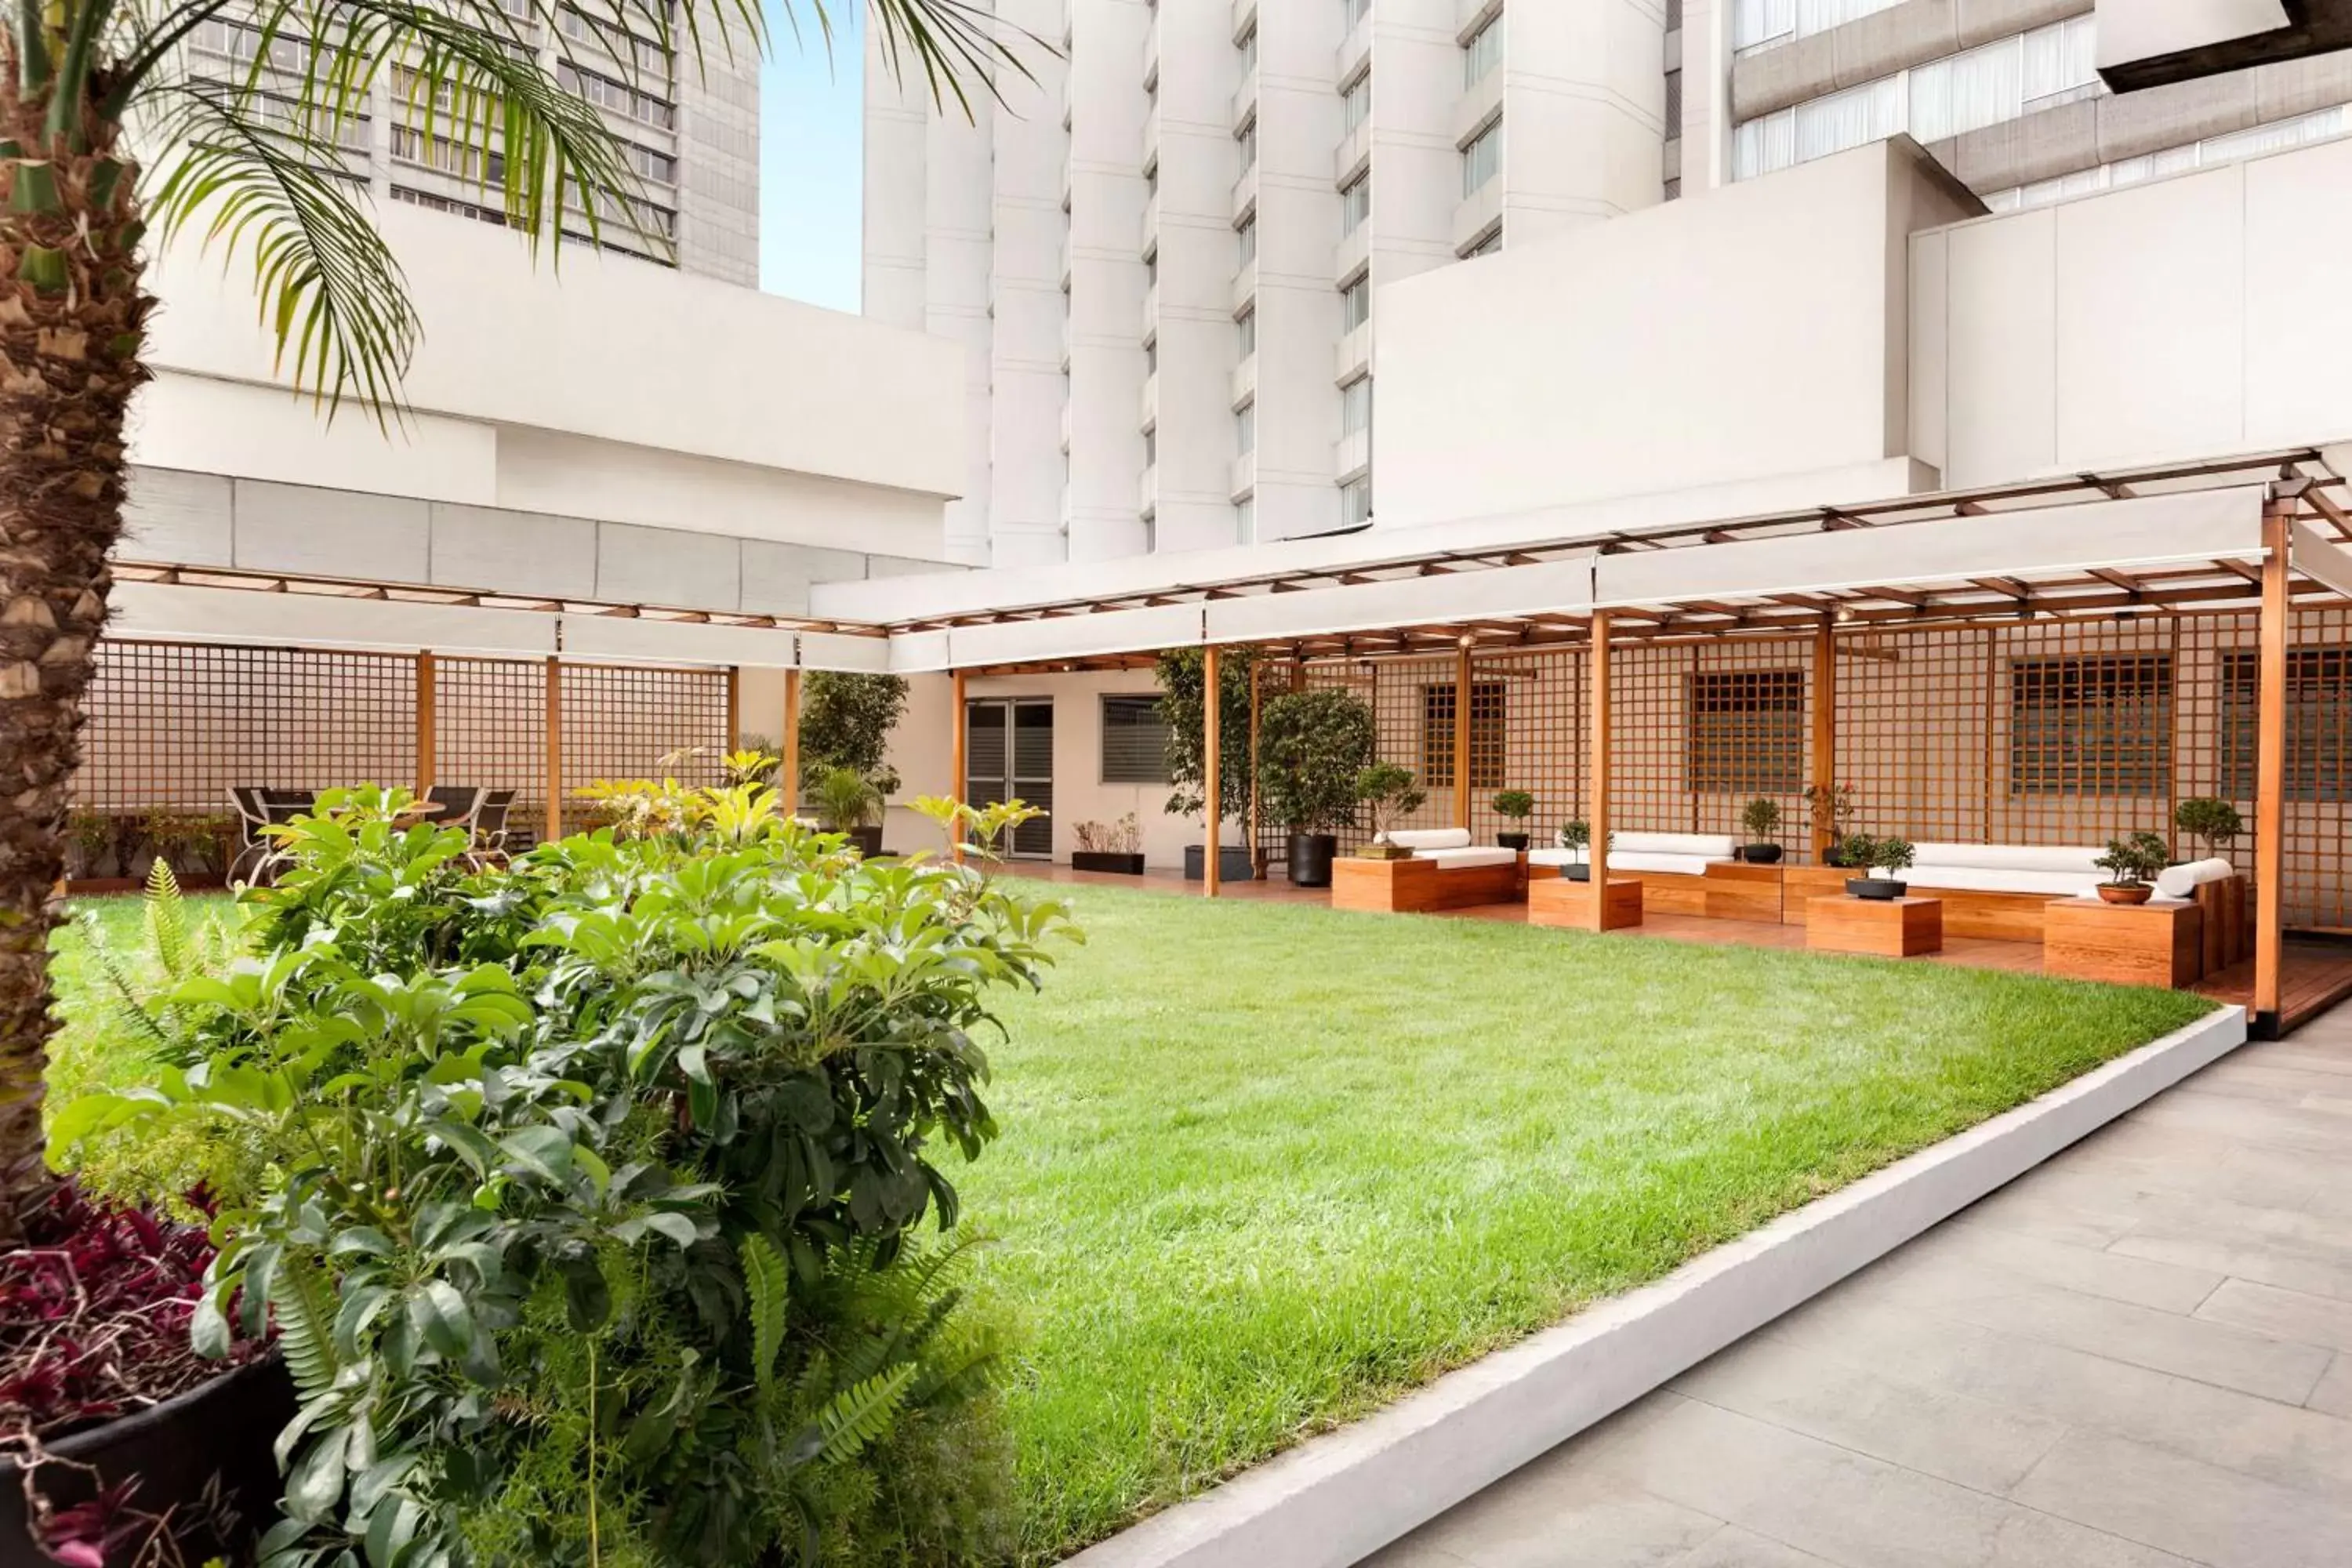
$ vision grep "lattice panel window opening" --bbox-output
[437,656,549,843]
[1686,667,1806,795]
[2008,652,2174,799]
[2220,646,2352,803]
[1420,681,1506,791]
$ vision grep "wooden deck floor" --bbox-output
[1003,863,2352,1035]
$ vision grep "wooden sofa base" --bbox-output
[1527,873,1644,931]
[2044,899,2205,987]
[1330,855,1524,914]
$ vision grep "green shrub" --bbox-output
[800,672,911,798]
[2174,796,2243,857]
[1492,790,1535,823]
[56,785,1073,1566]
[1837,833,1915,879]
[1156,648,1262,829]
[1255,689,1377,833]
[2096,830,2170,887]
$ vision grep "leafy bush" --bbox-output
[1837,833,1915,879]
[56,785,1072,1566]
[800,673,911,797]
[1356,764,1425,842]
[2174,796,2243,857]
[1492,790,1535,824]
[2096,830,2170,887]
[1740,797,1781,840]
[1254,689,1377,834]
[1155,648,1261,828]
[813,764,884,834]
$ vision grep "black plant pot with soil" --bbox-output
[1184,845,1256,882]
[848,825,884,858]
[1846,877,1907,901]
[1072,851,1145,876]
[0,1356,296,1568]
[1565,864,1592,882]
[1497,833,1531,851]
[1741,844,1784,864]
[1287,833,1338,887]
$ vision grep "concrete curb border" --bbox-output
[1064,1005,2249,1568]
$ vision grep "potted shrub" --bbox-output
[1354,764,1426,860]
[2096,830,2170,905]
[814,764,885,857]
[2174,796,2244,862]
[1256,688,1378,887]
[1841,833,1915,900]
[1073,813,1145,875]
[1805,782,1857,863]
[1158,648,1261,882]
[797,671,909,834]
[63,808,116,884]
[1493,790,1536,851]
[1739,797,1784,864]
[1554,819,1613,882]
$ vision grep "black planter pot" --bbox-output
[1072,851,1145,876]
[1497,832,1531,851]
[1184,845,1256,882]
[0,1356,295,1568]
[1565,864,1592,882]
[1847,877,1908,901]
[1287,833,1338,887]
[1741,844,1784,865]
[845,825,885,858]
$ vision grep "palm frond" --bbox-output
[853,0,1048,115]
[140,77,418,423]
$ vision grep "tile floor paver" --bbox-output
[1363,1017,2352,1568]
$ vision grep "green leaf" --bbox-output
[496,1124,575,1186]
[740,1233,788,1390]
[411,1280,473,1361]
[286,1420,350,1523]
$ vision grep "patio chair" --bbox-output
[426,785,485,835]
[228,788,313,885]
[464,789,517,869]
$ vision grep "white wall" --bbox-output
[1375,138,1977,530]
[1913,132,2352,488]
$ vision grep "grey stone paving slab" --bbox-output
[1929,1279,2334,1404]
[2308,1353,2352,1418]
[2009,1427,2352,1568]
[2108,1229,2352,1304]
[1872,1222,2224,1313]
[2195,1277,2352,1353]
[1665,1528,1840,1567]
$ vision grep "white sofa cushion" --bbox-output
[1908,841,2106,877]
[1907,863,2103,897]
[1612,851,1719,877]
[1387,827,1471,851]
[1525,848,1580,869]
[1616,831,1737,859]
[2156,857,2236,898]
[1414,847,1519,869]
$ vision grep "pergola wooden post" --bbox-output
[1811,622,1836,860]
[724,665,742,751]
[949,667,967,865]
[1248,660,1265,879]
[779,666,802,813]
[1589,611,1612,893]
[543,655,563,842]
[1203,644,1222,898]
[415,649,437,796]
[1452,641,1473,829]
[2254,505,2291,1033]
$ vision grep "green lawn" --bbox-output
[49,885,2215,1564]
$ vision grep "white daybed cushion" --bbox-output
[2156,857,2236,898]
[1414,847,1519,869]
[1386,827,1472,851]
[1525,848,1577,868]
[1617,831,1737,859]
[1909,842,2106,877]
[1906,864,2104,897]
[1612,851,1719,877]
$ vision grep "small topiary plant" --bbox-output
[2097,830,2171,888]
[2174,796,2244,859]
[1357,764,1427,854]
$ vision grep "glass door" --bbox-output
[964,698,1054,859]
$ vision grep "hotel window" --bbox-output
[1236,496,1256,542]
[1144,429,1156,468]
[1102,695,1171,785]
[1341,475,1372,526]
[1341,172,1370,234]
[1423,683,1507,790]
[1239,120,1257,169]
[1145,340,1156,376]
[1344,0,1370,29]
[1341,376,1372,436]
[1342,72,1370,132]
[1911,16,2097,143]
[2222,648,2352,801]
[1239,25,1257,73]
[1237,216,1257,264]
[1461,119,1502,196]
[1236,400,1256,456]
[2009,654,2173,797]
[1665,67,1682,129]
[1686,670,1805,794]
[1341,274,1370,331]
[1463,14,1503,87]
[1236,307,1256,356]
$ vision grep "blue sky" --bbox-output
[758,3,866,311]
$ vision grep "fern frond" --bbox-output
[741,1232,789,1391]
[800,1365,916,1470]
[83,929,177,1058]
[143,858,194,979]
[274,1254,347,1403]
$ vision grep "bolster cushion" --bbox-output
[1414,847,1520,869]
[1908,841,2107,877]
[1907,863,2104,896]
[1612,852,1721,877]
[1386,827,1472,851]
[1615,831,1738,859]
[2156,857,2236,898]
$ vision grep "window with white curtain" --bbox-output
[1239,27,1256,74]
[1344,0,1370,28]
[1236,307,1256,357]
[1461,119,1502,196]
[1341,274,1370,330]
[1986,103,2351,212]
[1340,476,1372,526]
[1463,15,1503,88]
[1238,121,1256,168]
[1342,73,1370,132]
[1792,74,1904,164]
[1341,172,1370,234]
[1237,216,1256,264]
[1341,376,1372,435]
[1236,497,1255,542]
[1236,400,1255,456]
[1733,0,1794,53]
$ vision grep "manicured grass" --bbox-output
[967,885,2213,1562]
[46,892,243,1105]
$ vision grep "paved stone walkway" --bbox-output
[1364,1011,2352,1568]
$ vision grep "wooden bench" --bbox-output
[1331,852,1524,913]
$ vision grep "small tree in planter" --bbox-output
[1355,764,1427,859]
[1256,688,1378,887]
[799,671,910,803]
[1838,833,1915,899]
[2096,830,2171,905]
[1073,814,1145,875]
[2174,796,2244,862]
[1157,648,1263,881]
[1493,790,1537,851]
[814,765,885,858]
[1739,797,1784,864]
[1555,819,1616,882]
[1805,782,1858,863]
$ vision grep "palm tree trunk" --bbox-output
[0,76,151,1241]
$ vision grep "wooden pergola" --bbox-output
[915,453,2352,1037]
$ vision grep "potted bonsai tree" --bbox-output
[1555,819,1614,882]
[1493,790,1536,851]
[2175,796,2244,862]
[2095,830,2170,905]
[1739,797,1784,863]
[1072,813,1145,875]
[1841,833,1915,900]
[813,765,885,857]
[1805,782,1858,863]
[1355,764,1427,859]
[1157,648,1261,882]
[1255,688,1379,887]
